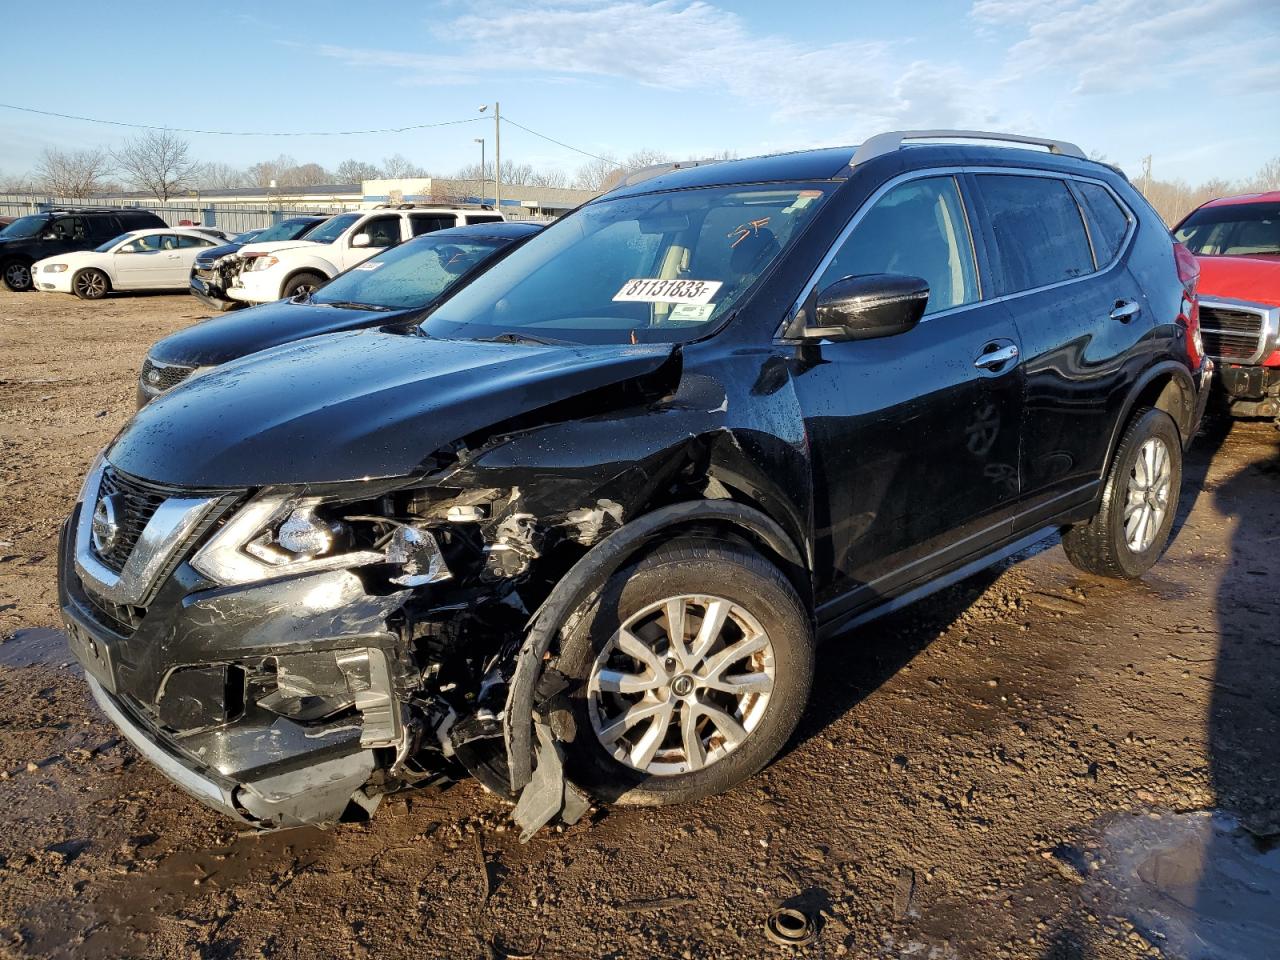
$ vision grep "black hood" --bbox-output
[193,240,242,264]
[109,329,676,487]
[149,298,418,368]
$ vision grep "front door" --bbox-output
[341,215,403,271]
[112,234,172,288]
[787,174,1025,620]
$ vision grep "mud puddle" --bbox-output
[1082,809,1280,958]
[0,627,74,669]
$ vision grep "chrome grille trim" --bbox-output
[74,460,222,606]
[140,356,196,394]
[1199,297,1280,366]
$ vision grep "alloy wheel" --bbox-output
[4,263,31,290]
[1124,436,1172,552]
[587,594,775,776]
[74,272,106,299]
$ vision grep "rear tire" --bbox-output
[72,269,109,301]
[1062,407,1182,579]
[282,272,325,299]
[2,260,32,292]
[553,538,814,807]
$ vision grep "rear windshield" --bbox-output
[422,184,832,345]
[1176,201,1280,256]
[312,235,507,310]
[0,215,48,239]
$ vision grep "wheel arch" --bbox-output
[502,497,809,796]
[279,264,332,296]
[1105,361,1197,463]
[72,265,111,293]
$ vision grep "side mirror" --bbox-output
[351,233,371,248]
[804,274,929,342]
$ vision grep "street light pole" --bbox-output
[479,102,501,210]
[474,137,486,201]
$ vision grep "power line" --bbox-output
[0,102,485,137]
[501,116,623,167]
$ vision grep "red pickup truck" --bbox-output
[1174,191,1280,425]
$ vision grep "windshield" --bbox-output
[254,219,322,243]
[0,215,48,239]
[231,229,262,244]
[95,232,137,252]
[422,184,831,345]
[1176,201,1280,256]
[298,213,360,245]
[312,235,508,310]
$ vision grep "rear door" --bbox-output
[788,173,1026,617]
[408,213,457,237]
[171,235,218,285]
[968,172,1146,525]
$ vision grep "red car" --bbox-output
[1174,191,1280,424]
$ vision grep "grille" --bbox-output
[83,588,144,636]
[140,357,195,393]
[92,467,172,573]
[1201,304,1265,362]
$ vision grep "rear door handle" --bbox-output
[1110,299,1141,323]
[974,341,1019,370]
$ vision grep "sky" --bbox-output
[2,0,1278,186]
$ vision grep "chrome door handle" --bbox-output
[974,343,1019,369]
[1110,299,1141,323]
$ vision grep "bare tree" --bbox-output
[0,171,37,193]
[1244,155,1280,193]
[573,154,622,191]
[335,159,382,183]
[112,130,198,200]
[198,162,250,190]
[526,167,569,188]
[282,162,332,187]
[381,154,430,179]
[34,147,112,197]
[247,154,298,188]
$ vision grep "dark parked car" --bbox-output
[1,207,167,291]
[142,221,542,404]
[189,216,326,310]
[59,131,1210,835]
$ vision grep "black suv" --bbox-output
[58,131,1211,835]
[0,208,167,291]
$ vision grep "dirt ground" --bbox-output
[1,287,1278,960]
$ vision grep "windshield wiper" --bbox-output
[314,299,394,312]
[478,331,572,346]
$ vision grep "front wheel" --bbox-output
[72,269,109,301]
[553,538,814,806]
[282,272,325,299]
[1062,406,1182,579]
[2,260,32,292]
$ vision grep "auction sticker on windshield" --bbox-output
[613,278,722,304]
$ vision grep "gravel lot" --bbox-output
[0,287,1278,959]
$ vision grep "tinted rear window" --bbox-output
[977,175,1093,293]
[1075,182,1131,266]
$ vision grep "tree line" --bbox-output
[0,130,707,200]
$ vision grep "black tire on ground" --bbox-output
[1062,406,1183,579]
[282,272,325,299]
[2,260,33,292]
[72,269,110,301]
[552,537,814,807]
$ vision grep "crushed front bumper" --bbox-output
[189,273,236,310]
[58,509,400,827]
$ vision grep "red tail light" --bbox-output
[1173,241,1202,366]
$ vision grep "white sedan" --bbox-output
[32,228,228,300]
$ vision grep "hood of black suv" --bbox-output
[109,328,676,487]
[149,298,420,368]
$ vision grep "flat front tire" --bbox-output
[553,538,814,806]
[1062,406,1182,579]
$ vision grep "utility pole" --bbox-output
[1141,155,1153,197]
[478,103,501,209]
[474,137,486,201]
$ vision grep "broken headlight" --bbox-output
[191,491,451,587]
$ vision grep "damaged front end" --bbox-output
[190,250,249,309]
[57,439,642,833]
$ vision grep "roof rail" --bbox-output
[851,130,1086,166]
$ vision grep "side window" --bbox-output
[976,175,1093,292]
[134,235,166,252]
[356,215,401,247]
[177,235,215,248]
[159,234,179,250]
[818,176,979,316]
[87,216,119,238]
[1075,182,1131,266]
[409,215,455,237]
[50,217,86,241]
